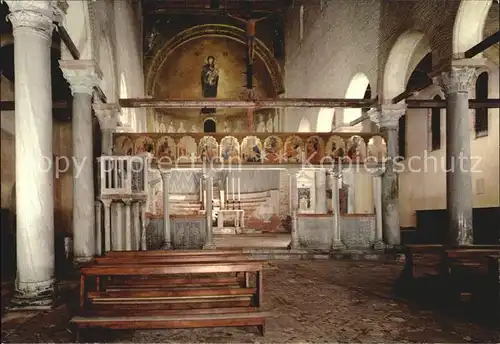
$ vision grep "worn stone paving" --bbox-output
[2,260,499,343]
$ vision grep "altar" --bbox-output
[215,209,245,234]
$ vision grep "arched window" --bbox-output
[431,95,442,150]
[204,118,216,133]
[475,72,488,137]
[299,5,304,41]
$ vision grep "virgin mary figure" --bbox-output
[201,56,219,98]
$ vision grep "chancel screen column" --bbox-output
[369,104,406,247]
[60,60,102,264]
[288,169,300,249]
[329,170,344,249]
[94,103,120,155]
[6,0,65,308]
[369,168,384,249]
[161,171,172,249]
[439,65,477,246]
[203,172,216,249]
[315,170,327,213]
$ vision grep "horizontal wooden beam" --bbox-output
[118,98,500,109]
[119,98,375,108]
[464,30,500,59]
[0,100,70,111]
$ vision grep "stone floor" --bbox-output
[2,260,499,343]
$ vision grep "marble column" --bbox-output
[6,0,63,308]
[315,170,328,213]
[369,168,384,249]
[140,201,148,250]
[439,66,477,246]
[94,201,103,256]
[101,199,112,252]
[60,60,102,264]
[93,103,120,155]
[114,202,124,250]
[369,104,406,246]
[133,202,141,250]
[160,171,172,249]
[288,169,300,249]
[329,170,344,249]
[203,172,216,249]
[123,199,133,251]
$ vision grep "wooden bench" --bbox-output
[487,255,499,317]
[72,261,268,340]
[401,245,446,279]
[105,249,244,257]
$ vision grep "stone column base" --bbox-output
[330,241,345,250]
[371,241,386,250]
[203,242,217,250]
[73,256,94,267]
[161,242,172,250]
[9,279,56,311]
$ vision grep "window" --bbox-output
[431,95,442,150]
[299,5,304,41]
[475,72,488,137]
[398,115,406,159]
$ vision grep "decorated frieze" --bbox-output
[112,132,387,166]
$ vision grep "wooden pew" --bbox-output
[401,245,445,279]
[487,255,499,318]
[105,249,244,257]
[72,261,268,339]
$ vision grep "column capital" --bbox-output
[368,104,406,129]
[367,167,385,177]
[439,66,476,94]
[328,168,342,179]
[93,102,121,130]
[6,1,66,40]
[59,59,102,95]
[160,170,172,179]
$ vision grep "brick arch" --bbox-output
[382,30,431,100]
[453,0,493,55]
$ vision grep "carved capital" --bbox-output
[160,170,172,180]
[369,104,406,129]
[6,1,54,40]
[93,102,121,130]
[59,59,102,95]
[367,167,385,177]
[439,66,476,94]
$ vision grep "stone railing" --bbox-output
[97,155,149,199]
[112,132,388,166]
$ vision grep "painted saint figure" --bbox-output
[201,56,219,98]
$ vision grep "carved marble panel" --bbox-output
[171,217,207,249]
[339,215,375,248]
[297,215,333,250]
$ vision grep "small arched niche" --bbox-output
[204,118,217,133]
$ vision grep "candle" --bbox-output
[199,179,203,201]
[232,177,235,201]
[238,178,241,201]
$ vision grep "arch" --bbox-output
[298,117,311,133]
[382,31,430,100]
[474,71,489,137]
[146,24,284,96]
[344,73,370,126]
[98,34,117,103]
[204,118,216,133]
[453,0,493,55]
[119,73,134,131]
[316,107,335,132]
[62,0,93,59]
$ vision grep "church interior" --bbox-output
[0,0,499,342]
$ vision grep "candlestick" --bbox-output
[232,177,235,201]
[238,177,241,201]
[199,179,203,201]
